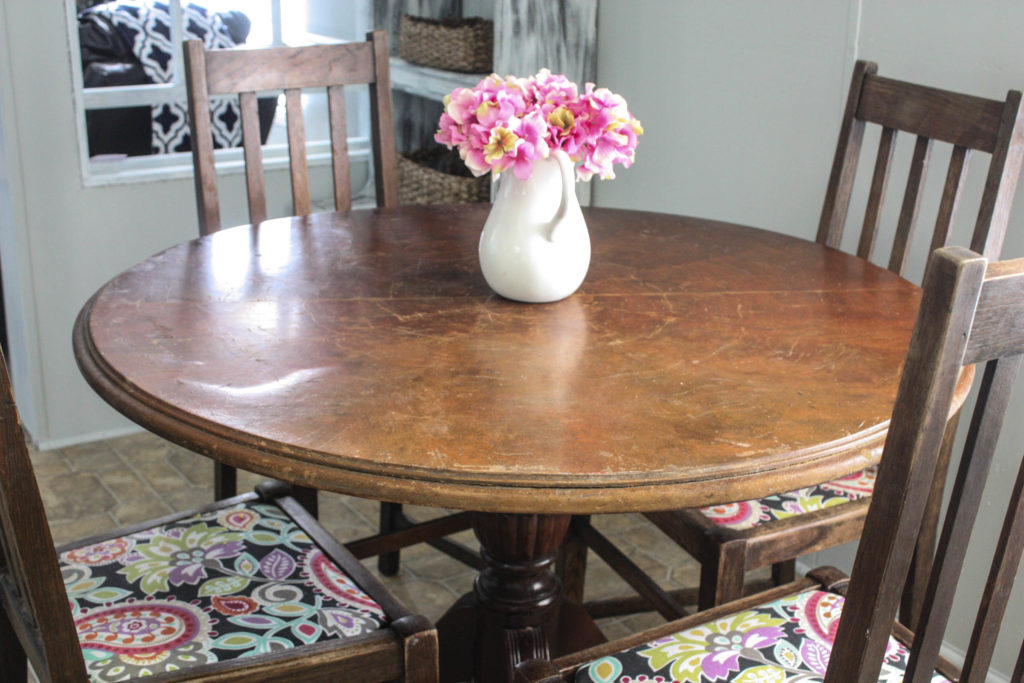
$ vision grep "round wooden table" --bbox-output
[74,205,927,682]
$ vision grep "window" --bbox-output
[68,0,373,186]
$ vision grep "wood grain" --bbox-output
[74,205,935,514]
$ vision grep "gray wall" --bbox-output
[0,0,1022,676]
[593,1,1024,677]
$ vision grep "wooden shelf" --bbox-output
[389,58,487,102]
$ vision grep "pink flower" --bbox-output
[434,69,641,180]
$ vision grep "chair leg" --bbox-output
[556,516,590,604]
[698,540,747,611]
[379,502,404,575]
[393,614,439,683]
[772,559,796,586]
[214,461,237,500]
[0,605,27,682]
[291,486,319,519]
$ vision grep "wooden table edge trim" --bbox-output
[73,293,977,514]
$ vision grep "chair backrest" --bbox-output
[817,60,1024,275]
[0,353,89,679]
[826,246,1024,682]
[184,30,399,236]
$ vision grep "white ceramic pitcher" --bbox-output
[478,149,590,303]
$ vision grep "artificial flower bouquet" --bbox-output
[435,69,643,181]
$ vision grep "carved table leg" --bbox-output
[437,512,605,683]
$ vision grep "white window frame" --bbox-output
[67,0,373,187]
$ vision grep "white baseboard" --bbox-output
[35,424,143,451]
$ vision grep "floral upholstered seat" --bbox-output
[698,466,877,530]
[60,500,387,682]
[575,586,949,683]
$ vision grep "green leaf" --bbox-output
[84,587,132,604]
[212,633,260,650]
[247,531,281,545]
[198,575,250,597]
[734,665,788,683]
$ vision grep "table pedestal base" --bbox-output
[437,513,606,683]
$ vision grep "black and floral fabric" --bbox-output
[61,500,387,682]
[575,587,950,682]
[699,465,877,530]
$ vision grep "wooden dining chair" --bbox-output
[559,59,1024,628]
[184,32,475,576]
[0,351,438,682]
[184,30,399,236]
[183,30,397,513]
[519,245,1024,683]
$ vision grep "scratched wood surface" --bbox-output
[74,205,944,514]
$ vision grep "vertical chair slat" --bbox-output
[856,126,897,261]
[888,135,932,275]
[972,90,1024,260]
[328,84,352,211]
[285,88,311,216]
[183,40,220,235]
[929,145,970,255]
[239,91,268,224]
[960,436,1024,682]
[904,356,1021,683]
[817,61,878,249]
[369,31,398,207]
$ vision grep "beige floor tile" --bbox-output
[397,547,479,583]
[591,511,652,535]
[38,471,117,521]
[161,485,216,512]
[27,448,71,479]
[165,447,217,486]
[89,464,153,495]
[48,513,119,548]
[343,493,387,522]
[375,573,469,619]
[112,496,176,527]
[60,440,123,472]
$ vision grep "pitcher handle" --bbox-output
[546,149,576,242]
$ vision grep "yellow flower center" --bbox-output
[475,100,498,120]
[484,127,520,162]
[548,106,575,133]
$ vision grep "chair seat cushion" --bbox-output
[576,586,949,682]
[699,465,877,530]
[60,500,387,682]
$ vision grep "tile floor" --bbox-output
[27,429,739,677]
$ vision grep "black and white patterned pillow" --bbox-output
[87,1,247,153]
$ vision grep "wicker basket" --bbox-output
[398,148,491,205]
[399,14,493,73]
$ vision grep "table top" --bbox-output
[74,205,956,514]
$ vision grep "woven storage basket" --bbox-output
[399,14,493,73]
[398,148,491,205]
